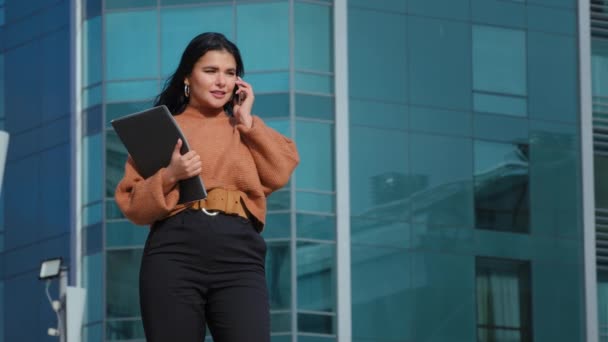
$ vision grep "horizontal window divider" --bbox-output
[294,117,334,124]
[296,332,337,338]
[294,188,335,194]
[295,0,333,7]
[106,246,144,251]
[297,310,336,316]
[473,89,527,99]
[295,69,334,76]
[295,210,336,216]
[295,238,336,244]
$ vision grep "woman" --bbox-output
[114,32,299,342]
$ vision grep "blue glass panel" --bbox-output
[528,0,575,9]
[268,190,291,211]
[409,106,471,137]
[83,84,102,109]
[473,92,527,117]
[107,318,145,340]
[271,312,291,333]
[528,32,578,123]
[267,241,291,309]
[408,16,471,110]
[263,213,291,239]
[162,0,231,4]
[348,8,407,102]
[297,242,335,311]
[254,94,289,118]
[84,253,103,323]
[296,94,334,120]
[474,114,528,143]
[0,54,4,120]
[83,323,103,342]
[85,0,101,19]
[106,0,154,9]
[84,105,102,136]
[297,213,335,241]
[160,6,234,77]
[105,80,159,102]
[105,10,158,80]
[530,121,582,239]
[295,73,333,94]
[351,245,412,341]
[295,2,332,72]
[296,121,334,191]
[412,223,474,255]
[106,130,129,197]
[408,0,470,20]
[265,118,291,138]
[296,192,334,214]
[410,252,476,341]
[237,2,289,70]
[474,140,529,233]
[272,335,292,342]
[471,0,526,29]
[105,101,153,127]
[83,133,102,204]
[83,16,102,86]
[348,0,406,12]
[246,72,289,93]
[83,202,102,226]
[84,223,102,256]
[107,221,149,247]
[473,25,526,96]
[349,99,407,130]
[298,313,334,334]
[528,5,576,35]
[107,249,143,318]
[350,126,407,217]
[410,134,474,228]
[106,198,125,220]
[596,155,608,210]
[350,217,409,249]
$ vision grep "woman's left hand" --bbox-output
[233,77,255,129]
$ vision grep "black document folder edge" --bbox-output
[110,105,207,204]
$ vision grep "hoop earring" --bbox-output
[184,84,190,98]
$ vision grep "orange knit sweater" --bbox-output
[114,107,299,228]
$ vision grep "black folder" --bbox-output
[111,105,207,204]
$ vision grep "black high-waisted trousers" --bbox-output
[139,209,269,342]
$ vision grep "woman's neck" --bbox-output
[186,103,226,118]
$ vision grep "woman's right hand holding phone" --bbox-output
[162,139,201,192]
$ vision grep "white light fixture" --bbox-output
[39,258,63,280]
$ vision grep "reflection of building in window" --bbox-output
[475,141,529,233]
[598,272,608,339]
[370,172,425,205]
[476,257,532,342]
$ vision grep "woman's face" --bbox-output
[185,49,238,113]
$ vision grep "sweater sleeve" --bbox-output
[114,156,180,225]
[237,115,300,195]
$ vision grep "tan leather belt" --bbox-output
[188,188,249,220]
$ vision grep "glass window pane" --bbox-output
[83,253,103,323]
[271,312,291,333]
[83,323,103,342]
[350,126,407,217]
[107,220,149,247]
[410,134,473,228]
[410,106,471,137]
[105,80,159,102]
[471,0,526,29]
[528,4,576,35]
[268,190,291,211]
[267,241,291,310]
[84,0,101,19]
[297,213,335,241]
[298,313,334,334]
[263,213,291,239]
[84,105,102,136]
[105,10,158,80]
[106,318,145,341]
[473,92,527,117]
[296,192,334,214]
[254,94,289,118]
[106,198,125,220]
[297,242,335,312]
[160,6,234,77]
[107,249,143,318]
[105,0,154,9]
[83,133,102,203]
[106,101,153,127]
[247,72,290,93]
[348,8,407,102]
[83,202,102,226]
[350,218,409,248]
[596,155,608,209]
[84,222,102,255]
[296,94,334,121]
[295,2,332,72]
[474,114,528,143]
[83,16,101,86]
[296,121,334,191]
[474,141,530,233]
[295,73,333,95]
[528,32,578,123]
[237,2,289,70]
[350,99,407,130]
[0,54,4,120]
[473,25,526,96]
[83,84,102,109]
[408,0,470,20]
[348,0,406,12]
[408,17,471,110]
[162,0,231,5]
[106,130,128,198]
[592,40,608,98]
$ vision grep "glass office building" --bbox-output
[0,0,598,341]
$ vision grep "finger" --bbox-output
[173,138,183,154]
